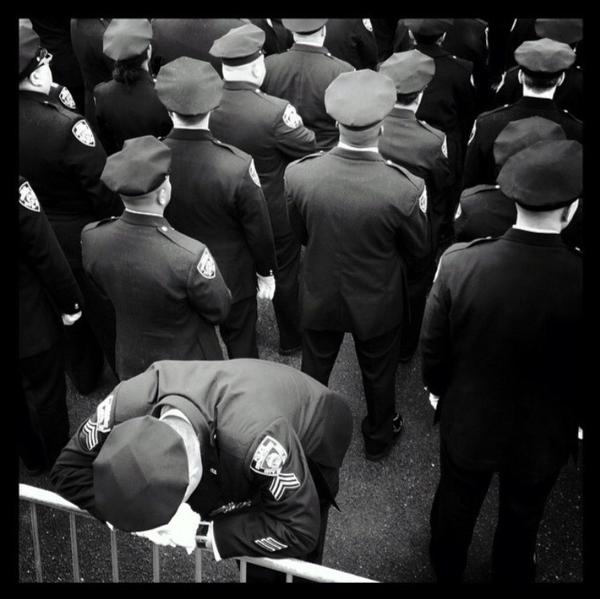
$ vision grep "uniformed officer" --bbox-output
[421,139,582,583]
[463,37,582,189]
[209,24,317,355]
[70,19,114,129]
[155,57,277,359]
[262,19,354,151]
[493,19,583,120]
[286,69,430,461]
[93,19,172,155]
[51,359,352,582]
[19,21,122,394]
[378,49,453,363]
[403,18,476,212]
[324,18,378,70]
[455,116,566,242]
[81,136,232,381]
[19,177,83,475]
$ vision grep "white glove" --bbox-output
[256,273,276,300]
[133,503,201,555]
[61,311,82,326]
[429,393,439,409]
[578,427,583,440]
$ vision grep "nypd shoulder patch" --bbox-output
[59,86,77,110]
[197,248,216,279]
[419,187,428,214]
[19,181,40,212]
[72,119,96,147]
[251,435,287,476]
[248,160,261,187]
[362,18,373,32]
[441,136,448,159]
[282,104,303,129]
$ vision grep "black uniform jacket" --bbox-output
[19,90,122,269]
[162,128,276,303]
[81,212,232,380]
[249,19,293,56]
[19,176,83,358]
[493,65,583,121]
[51,359,352,559]
[455,184,584,250]
[286,147,430,339]
[463,96,583,189]
[324,19,378,70]
[380,107,453,213]
[210,81,317,241]
[421,229,582,480]
[93,72,172,155]
[151,18,248,76]
[263,44,354,151]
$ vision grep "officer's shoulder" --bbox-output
[460,184,500,199]
[157,224,206,256]
[561,108,583,125]
[211,137,252,164]
[324,51,352,69]
[417,119,445,141]
[449,54,473,73]
[287,151,325,170]
[444,236,498,257]
[383,159,423,191]
[477,103,511,122]
[40,96,81,123]
[82,216,118,235]
[566,245,583,258]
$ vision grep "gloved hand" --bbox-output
[429,393,439,410]
[61,311,82,326]
[133,502,201,555]
[256,273,276,300]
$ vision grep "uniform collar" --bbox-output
[416,43,450,59]
[515,96,557,110]
[222,80,259,92]
[290,43,329,55]
[167,128,214,141]
[19,89,51,104]
[120,210,168,227]
[501,227,564,247]
[389,106,418,120]
[329,146,384,162]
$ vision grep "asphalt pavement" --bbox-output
[18,298,583,583]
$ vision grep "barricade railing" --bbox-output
[19,484,376,583]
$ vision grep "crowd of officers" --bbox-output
[19,18,583,584]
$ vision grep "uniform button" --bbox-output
[161,226,168,232]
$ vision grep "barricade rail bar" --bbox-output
[19,484,376,583]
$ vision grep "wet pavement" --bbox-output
[18,298,583,583]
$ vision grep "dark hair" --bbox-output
[522,71,562,92]
[112,49,148,86]
[396,91,421,105]
[413,32,443,45]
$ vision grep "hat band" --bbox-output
[295,26,325,35]
[341,120,382,131]
[514,195,579,211]
[221,50,262,66]
[119,174,169,198]
[520,66,565,79]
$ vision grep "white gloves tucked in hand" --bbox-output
[256,273,276,300]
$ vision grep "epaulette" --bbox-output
[82,216,118,234]
[450,54,473,73]
[561,108,582,124]
[478,103,511,121]
[417,119,445,141]
[383,159,423,192]
[461,184,500,199]
[157,224,204,256]
[254,88,286,109]
[288,151,325,168]
[568,245,583,257]
[41,96,80,122]
[444,236,497,257]
[211,137,251,163]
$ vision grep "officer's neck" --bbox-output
[337,141,380,153]
[522,85,556,100]
[124,207,165,217]
[171,112,210,131]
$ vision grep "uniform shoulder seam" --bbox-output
[211,138,252,164]
[461,184,499,198]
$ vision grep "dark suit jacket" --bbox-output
[81,212,232,379]
[51,358,352,559]
[421,229,582,480]
[286,147,430,339]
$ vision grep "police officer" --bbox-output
[209,24,317,355]
[81,136,232,381]
[463,37,582,189]
[378,49,453,362]
[262,19,353,150]
[421,139,582,583]
[19,177,83,475]
[51,358,352,582]
[19,21,122,394]
[93,19,172,155]
[286,69,430,461]
[155,57,277,359]
[493,19,583,120]
[324,18,378,70]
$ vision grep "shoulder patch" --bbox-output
[362,18,373,32]
[461,184,499,199]
[282,103,303,129]
[248,159,261,187]
[72,119,96,147]
[418,187,428,214]
[19,181,40,212]
[78,394,114,451]
[440,135,448,158]
[197,247,216,279]
[59,86,76,110]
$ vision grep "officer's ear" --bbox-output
[517,69,524,85]
[146,43,152,62]
[557,72,566,88]
[561,198,579,229]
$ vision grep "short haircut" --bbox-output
[395,91,421,106]
[112,49,148,86]
[522,71,562,92]
[413,32,443,45]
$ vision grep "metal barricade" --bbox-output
[19,484,376,583]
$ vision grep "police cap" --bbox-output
[497,140,582,211]
[282,19,328,34]
[103,19,152,62]
[155,57,223,116]
[379,49,435,94]
[101,135,171,197]
[515,38,576,76]
[493,117,566,167]
[403,19,454,37]
[210,23,265,66]
[325,69,396,128]
[535,19,583,44]
[19,21,41,78]
[93,416,189,532]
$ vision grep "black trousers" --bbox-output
[19,344,70,472]
[301,326,402,450]
[429,440,561,583]
[272,233,302,350]
[220,296,259,359]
